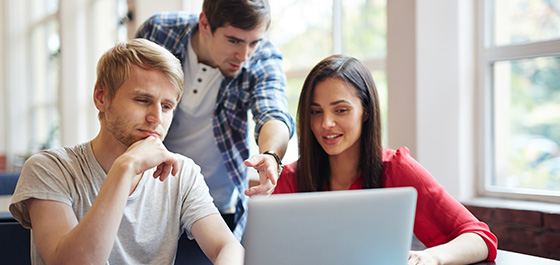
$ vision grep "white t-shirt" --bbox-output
[9,141,219,265]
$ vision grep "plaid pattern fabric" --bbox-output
[136,12,295,240]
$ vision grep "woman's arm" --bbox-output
[383,147,497,263]
[408,232,489,265]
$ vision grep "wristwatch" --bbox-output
[262,150,283,175]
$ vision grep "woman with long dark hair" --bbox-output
[271,55,497,264]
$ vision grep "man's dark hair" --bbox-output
[203,0,270,32]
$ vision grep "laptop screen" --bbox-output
[243,187,417,265]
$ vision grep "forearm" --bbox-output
[193,214,245,265]
[213,241,245,265]
[257,120,290,158]
[37,162,135,265]
[424,233,489,264]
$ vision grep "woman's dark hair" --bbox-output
[203,0,271,32]
[296,54,383,191]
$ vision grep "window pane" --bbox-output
[266,1,387,165]
[493,56,560,192]
[286,77,305,119]
[30,0,59,21]
[91,0,127,59]
[269,0,332,71]
[492,0,560,46]
[282,77,306,164]
[29,18,60,152]
[343,0,386,60]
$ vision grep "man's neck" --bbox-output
[191,27,216,67]
[91,133,144,195]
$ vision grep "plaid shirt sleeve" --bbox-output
[249,40,296,141]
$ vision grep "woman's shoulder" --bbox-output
[382,146,433,187]
[382,146,414,164]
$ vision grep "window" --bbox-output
[268,0,388,163]
[30,0,61,154]
[479,0,560,202]
[4,0,61,168]
[3,0,127,171]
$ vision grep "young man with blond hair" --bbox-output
[10,39,243,265]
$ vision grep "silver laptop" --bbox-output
[243,187,417,265]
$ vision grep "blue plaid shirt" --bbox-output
[136,12,295,240]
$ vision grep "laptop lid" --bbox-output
[243,187,417,265]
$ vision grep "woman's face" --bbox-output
[310,78,364,159]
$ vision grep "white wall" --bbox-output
[59,0,90,147]
[387,0,417,156]
[387,0,476,201]
[417,0,475,200]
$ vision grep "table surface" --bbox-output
[478,250,560,264]
[0,195,559,264]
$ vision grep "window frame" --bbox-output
[282,0,387,79]
[477,0,560,203]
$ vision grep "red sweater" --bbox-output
[273,147,498,261]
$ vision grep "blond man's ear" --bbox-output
[93,82,110,115]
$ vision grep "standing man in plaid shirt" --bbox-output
[136,0,295,241]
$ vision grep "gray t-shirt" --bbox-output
[9,141,219,265]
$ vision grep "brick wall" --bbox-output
[465,204,560,260]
